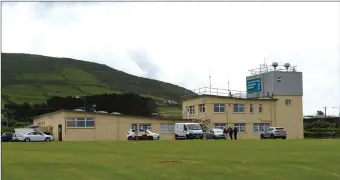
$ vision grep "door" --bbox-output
[58,124,62,141]
[34,132,45,141]
[27,132,37,141]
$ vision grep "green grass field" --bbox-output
[2,140,340,180]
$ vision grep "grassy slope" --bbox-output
[1,53,189,117]
[3,140,340,180]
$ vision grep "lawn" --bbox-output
[2,140,340,180]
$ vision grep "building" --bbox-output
[182,62,304,139]
[33,110,187,141]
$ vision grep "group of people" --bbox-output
[223,126,238,140]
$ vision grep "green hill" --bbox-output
[1,53,191,117]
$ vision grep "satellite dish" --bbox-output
[97,111,108,114]
[271,62,279,70]
[284,63,291,70]
[111,112,121,115]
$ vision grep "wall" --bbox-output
[35,111,184,141]
[274,96,304,139]
[182,96,277,139]
[247,71,303,98]
[34,112,66,141]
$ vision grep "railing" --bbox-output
[182,87,273,99]
[248,64,298,76]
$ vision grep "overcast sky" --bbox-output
[2,2,340,115]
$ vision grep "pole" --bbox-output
[324,106,327,119]
[83,97,86,112]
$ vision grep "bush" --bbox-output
[1,126,15,132]
[304,131,339,139]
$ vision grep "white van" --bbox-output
[174,123,204,140]
[13,128,42,141]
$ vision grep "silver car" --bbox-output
[260,127,287,139]
[205,128,226,140]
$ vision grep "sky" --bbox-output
[2,2,340,115]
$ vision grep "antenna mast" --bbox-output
[209,68,212,95]
[228,72,230,91]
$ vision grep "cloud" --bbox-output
[2,2,340,115]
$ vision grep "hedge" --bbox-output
[304,131,339,138]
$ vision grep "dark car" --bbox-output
[205,128,226,140]
[1,132,13,142]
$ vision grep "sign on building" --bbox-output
[247,78,262,93]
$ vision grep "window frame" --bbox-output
[253,123,270,132]
[188,105,195,115]
[285,99,292,105]
[259,104,263,113]
[214,104,225,113]
[234,123,246,132]
[277,76,282,83]
[198,104,206,113]
[66,117,96,128]
[233,104,245,113]
[249,104,253,113]
[160,123,174,133]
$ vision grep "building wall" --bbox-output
[274,96,304,139]
[247,71,303,98]
[182,96,277,139]
[34,111,185,141]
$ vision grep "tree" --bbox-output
[317,110,324,116]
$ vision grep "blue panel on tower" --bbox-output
[247,78,262,93]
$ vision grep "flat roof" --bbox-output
[183,94,278,101]
[33,110,192,121]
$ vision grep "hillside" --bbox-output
[1,53,191,117]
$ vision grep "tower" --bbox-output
[246,62,304,139]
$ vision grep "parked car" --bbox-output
[205,128,226,140]
[260,127,287,139]
[17,131,54,142]
[1,132,14,142]
[13,128,42,141]
[174,123,204,140]
[127,129,160,140]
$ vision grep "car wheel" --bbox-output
[157,136,160,140]
[24,137,30,142]
[282,137,287,140]
[127,136,133,140]
[45,137,51,142]
[270,134,275,139]
[175,135,179,140]
[260,135,265,139]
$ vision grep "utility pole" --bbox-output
[323,106,327,119]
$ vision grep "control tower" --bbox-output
[246,62,304,139]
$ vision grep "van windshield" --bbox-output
[187,124,202,130]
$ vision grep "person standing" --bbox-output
[223,127,228,139]
[233,126,238,140]
[228,126,233,140]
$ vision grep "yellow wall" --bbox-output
[34,111,186,141]
[182,95,303,139]
[274,96,304,139]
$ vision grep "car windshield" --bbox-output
[187,124,201,130]
[146,130,152,133]
[276,128,284,131]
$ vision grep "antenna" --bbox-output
[209,68,212,95]
[228,72,230,91]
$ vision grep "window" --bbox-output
[259,104,263,113]
[188,105,195,114]
[66,117,95,128]
[132,124,152,131]
[285,99,292,105]
[277,77,282,83]
[160,123,173,133]
[214,104,225,112]
[233,104,245,112]
[214,123,226,130]
[249,104,253,113]
[198,104,206,113]
[253,123,270,132]
[234,123,246,132]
